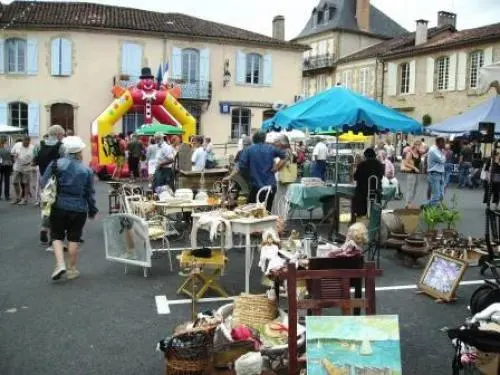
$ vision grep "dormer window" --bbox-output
[317,10,324,24]
[329,7,336,20]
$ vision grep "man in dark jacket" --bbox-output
[353,148,385,217]
[34,124,65,245]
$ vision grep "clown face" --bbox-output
[138,77,155,91]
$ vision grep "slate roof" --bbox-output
[293,0,407,40]
[337,25,454,63]
[0,0,307,50]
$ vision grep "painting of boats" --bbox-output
[306,315,402,375]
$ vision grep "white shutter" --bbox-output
[484,47,493,66]
[60,38,72,76]
[0,102,7,125]
[369,68,375,97]
[171,46,182,80]
[236,50,246,84]
[199,48,210,82]
[263,54,272,86]
[28,102,40,137]
[346,71,352,89]
[352,69,358,91]
[27,38,38,75]
[51,38,61,76]
[426,57,435,93]
[0,38,4,74]
[448,53,457,91]
[456,52,467,91]
[409,60,416,94]
[387,62,397,96]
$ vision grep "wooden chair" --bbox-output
[286,262,383,375]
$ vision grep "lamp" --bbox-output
[223,59,231,87]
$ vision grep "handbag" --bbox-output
[40,162,58,217]
[278,163,298,183]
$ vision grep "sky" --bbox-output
[3,0,500,40]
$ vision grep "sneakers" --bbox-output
[45,245,54,252]
[66,268,80,280]
[51,264,66,280]
[18,199,27,205]
[11,199,20,204]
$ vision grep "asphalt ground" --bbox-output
[0,177,494,375]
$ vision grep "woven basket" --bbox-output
[232,294,278,329]
[165,324,218,375]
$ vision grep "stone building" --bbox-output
[0,1,306,161]
[293,0,407,98]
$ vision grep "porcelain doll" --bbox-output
[328,222,368,258]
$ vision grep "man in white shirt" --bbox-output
[11,135,34,204]
[311,138,328,180]
[191,136,207,171]
[152,132,175,191]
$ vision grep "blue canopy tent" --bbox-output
[427,95,500,137]
[262,86,422,134]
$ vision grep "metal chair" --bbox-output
[256,185,273,209]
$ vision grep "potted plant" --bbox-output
[422,205,444,239]
[441,195,461,238]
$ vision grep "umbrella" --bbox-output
[427,95,500,136]
[135,124,183,136]
[262,86,422,134]
[0,124,25,133]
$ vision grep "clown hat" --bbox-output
[140,67,154,79]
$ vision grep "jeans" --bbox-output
[311,160,327,181]
[0,165,12,199]
[153,167,174,192]
[458,162,471,187]
[404,173,420,206]
[428,171,444,205]
[444,162,454,187]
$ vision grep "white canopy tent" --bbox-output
[0,124,24,133]
[479,61,500,94]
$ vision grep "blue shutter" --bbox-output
[0,38,4,74]
[199,48,210,82]
[28,102,40,137]
[60,38,72,76]
[51,38,61,76]
[121,42,142,79]
[236,50,246,84]
[0,102,7,125]
[27,38,38,75]
[171,47,182,80]
[263,54,272,86]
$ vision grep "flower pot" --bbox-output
[442,229,457,239]
[425,230,438,241]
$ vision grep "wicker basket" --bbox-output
[232,294,278,329]
[165,324,218,375]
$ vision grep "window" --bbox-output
[6,38,26,73]
[329,7,336,20]
[302,78,310,97]
[317,10,324,24]
[181,48,200,83]
[342,70,352,89]
[51,38,72,76]
[436,56,450,90]
[231,108,251,140]
[469,50,484,89]
[122,111,145,134]
[8,102,28,129]
[400,63,410,94]
[246,53,262,85]
[359,68,369,95]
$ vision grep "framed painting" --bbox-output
[306,315,402,375]
[418,251,468,302]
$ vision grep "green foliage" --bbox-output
[422,195,462,231]
[422,114,432,126]
[422,205,445,231]
[440,194,462,229]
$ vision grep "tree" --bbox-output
[422,114,432,126]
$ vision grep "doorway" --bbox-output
[50,103,74,134]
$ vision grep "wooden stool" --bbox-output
[177,250,229,299]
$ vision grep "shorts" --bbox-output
[116,156,125,168]
[50,207,87,242]
[13,171,31,185]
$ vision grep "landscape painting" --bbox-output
[306,315,402,375]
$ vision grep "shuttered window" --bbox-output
[231,108,251,140]
[6,38,26,73]
[8,101,28,129]
[469,50,484,89]
[246,53,262,85]
[436,56,450,91]
[400,63,410,94]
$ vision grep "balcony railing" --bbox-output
[112,75,212,102]
[302,54,335,71]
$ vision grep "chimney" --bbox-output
[356,0,370,32]
[272,15,285,40]
[415,19,429,46]
[437,11,457,28]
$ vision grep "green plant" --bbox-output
[422,114,432,126]
[422,205,444,231]
[441,194,462,229]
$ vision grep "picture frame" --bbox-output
[418,251,468,302]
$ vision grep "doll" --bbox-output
[328,222,368,258]
[259,229,286,275]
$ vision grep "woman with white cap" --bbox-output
[41,136,98,281]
